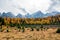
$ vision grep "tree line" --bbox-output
[0,15,60,27]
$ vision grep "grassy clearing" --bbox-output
[0,26,60,40]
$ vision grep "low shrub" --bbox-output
[31,28,34,31]
[56,28,60,33]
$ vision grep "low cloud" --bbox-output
[0,0,60,15]
[47,0,60,12]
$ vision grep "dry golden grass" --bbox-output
[0,27,60,40]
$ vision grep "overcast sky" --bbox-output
[0,0,60,15]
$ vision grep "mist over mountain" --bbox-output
[31,11,44,18]
[25,13,32,18]
[16,13,22,18]
[1,12,15,18]
[0,13,1,17]
[44,11,60,17]
[0,10,60,18]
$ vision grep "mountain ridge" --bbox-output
[0,11,60,18]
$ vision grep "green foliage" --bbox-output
[0,17,4,25]
[31,27,34,31]
[22,27,25,32]
[17,26,21,29]
[9,23,15,27]
[40,25,43,28]
[0,26,2,32]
